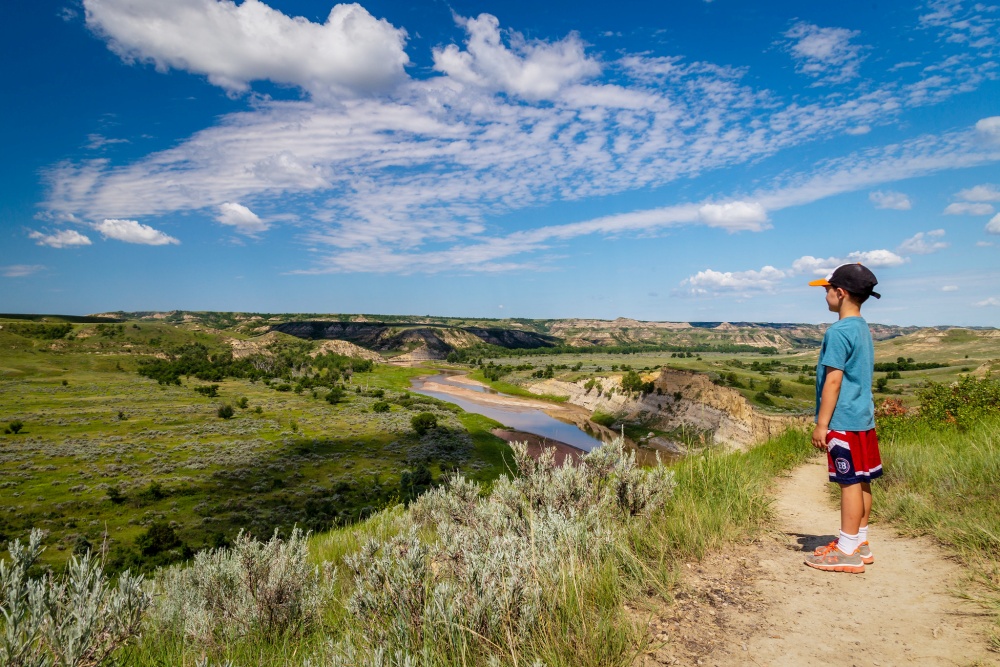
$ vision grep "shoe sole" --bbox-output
[804,560,865,573]
[861,555,874,565]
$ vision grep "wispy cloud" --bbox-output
[869,190,912,210]
[28,229,92,248]
[987,213,1000,234]
[1,265,46,278]
[944,202,995,215]
[94,218,179,245]
[973,297,1000,307]
[781,22,867,85]
[942,285,959,291]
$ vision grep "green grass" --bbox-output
[874,415,1000,647]
[467,370,570,402]
[0,326,512,572]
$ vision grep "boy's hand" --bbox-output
[811,424,828,449]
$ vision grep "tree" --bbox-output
[875,377,889,393]
[411,412,438,436]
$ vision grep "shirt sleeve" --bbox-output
[819,327,851,371]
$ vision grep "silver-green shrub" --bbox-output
[0,528,149,667]
[149,528,329,647]
[327,438,674,663]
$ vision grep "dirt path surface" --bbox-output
[638,456,997,666]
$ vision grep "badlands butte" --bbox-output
[91,311,1000,450]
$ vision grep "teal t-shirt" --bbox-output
[815,316,875,431]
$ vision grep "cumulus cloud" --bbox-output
[432,13,600,100]
[957,184,1000,202]
[974,297,1000,307]
[987,213,1000,234]
[28,229,93,248]
[869,190,911,210]
[846,249,908,267]
[899,229,949,255]
[790,255,840,276]
[83,0,410,98]
[2,265,46,278]
[94,219,180,245]
[696,201,770,232]
[977,117,1000,143]
[680,265,787,295]
[944,202,995,215]
[216,202,268,234]
[782,22,867,85]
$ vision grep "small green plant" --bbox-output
[236,396,249,409]
[326,388,345,405]
[7,419,24,435]
[107,485,126,504]
[411,412,438,435]
[372,401,391,413]
[253,406,263,414]
[217,404,235,419]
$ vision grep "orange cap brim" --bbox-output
[808,278,831,286]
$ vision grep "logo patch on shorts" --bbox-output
[835,458,851,475]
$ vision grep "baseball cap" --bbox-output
[808,263,881,299]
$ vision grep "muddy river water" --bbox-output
[410,372,606,452]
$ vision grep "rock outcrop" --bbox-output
[527,368,809,451]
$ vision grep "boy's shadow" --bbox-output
[788,532,838,552]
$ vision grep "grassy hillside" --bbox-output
[0,320,513,572]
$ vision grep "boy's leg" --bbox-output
[858,481,874,563]
[840,482,864,535]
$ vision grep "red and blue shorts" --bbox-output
[826,429,882,485]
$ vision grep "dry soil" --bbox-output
[636,457,997,666]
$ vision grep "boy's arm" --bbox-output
[812,367,843,449]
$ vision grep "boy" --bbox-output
[804,263,883,574]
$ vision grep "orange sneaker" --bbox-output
[805,541,865,573]
[858,541,874,564]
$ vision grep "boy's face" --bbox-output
[824,285,846,312]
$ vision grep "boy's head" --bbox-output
[809,263,880,310]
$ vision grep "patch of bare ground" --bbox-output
[635,457,998,667]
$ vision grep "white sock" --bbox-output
[858,525,868,544]
[837,530,860,554]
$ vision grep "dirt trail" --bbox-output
[638,457,997,666]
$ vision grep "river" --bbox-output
[410,372,606,452]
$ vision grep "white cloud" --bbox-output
[978,240,996,247]
[696,201,769,232]
[987,213,1000,234]
[94,219,180,245]
[86,133,129,150]
[432,13,600,100]
[977,116,1000,143]
[957,184,1000,202]
[942,285,959,292]
[944,202,995,215]
[681,265,787,295]
[899,229,949,255]
[845,249,908,267]
[2,265,46,278]
[869,190,911,210]
[216,202,268,234]
[782,22,867,85]
[83,0,410,98]
[28,229,93,248]
[791,255,840,276]
[845,125,871,135]
[973,297,1000,307]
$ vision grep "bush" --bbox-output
[754,391,774,406]
[590,411,616,427]
[0,529,149,666]
[917,374,1000,430]
[194,384,219,398]
[217,404,234,419]
[371,401,390,413]
[236,396,249,409]
[334,438,674,662]
[7,419,23,435]
[149,529,327,647]
[411,412,438,436]
[326,388,345,405]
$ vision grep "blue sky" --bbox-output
[2,0,999,325]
